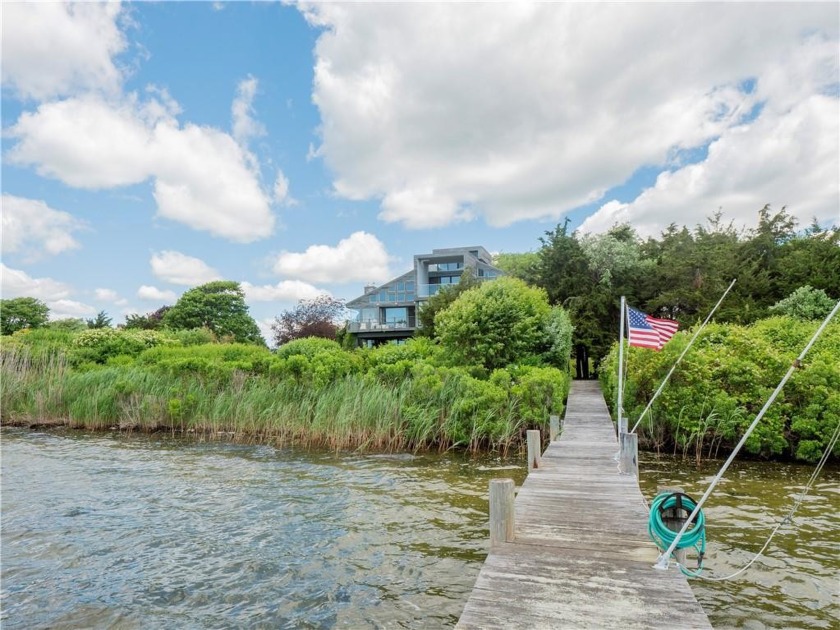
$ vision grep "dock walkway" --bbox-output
[456,380,712,629]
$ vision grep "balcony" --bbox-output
[347,316,417,333]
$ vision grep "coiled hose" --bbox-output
[648,492,706,577]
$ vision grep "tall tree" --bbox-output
[86,310,112,329]
[124,306,171,330]
[163,281,263,344]
[0,297,49,335]
[271,296,347,346]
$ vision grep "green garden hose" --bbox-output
[648,492,706,577]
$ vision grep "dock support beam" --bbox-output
[489,479,515,546]
[526,429,542,472]
[618,432,638,476]
[549,415,560,442]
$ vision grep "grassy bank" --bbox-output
[0,335,569,454]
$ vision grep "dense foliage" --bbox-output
[0,297,49,335]
[1,328,569,453]
[600,316,840,462]
[436,277,553,371]
[271,296,346,346]
[163,281,263,344]
[535,207,839,367]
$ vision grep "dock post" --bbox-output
[526,429,542,471]
[618,432,638,476]
[489,478,515,546]
[657,485,688,566]
[617,416,628,438]
[549,415,560,441]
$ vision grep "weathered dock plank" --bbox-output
[456,380,712,629]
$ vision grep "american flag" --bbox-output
[627,307,679,350]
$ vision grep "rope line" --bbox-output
[653,300,840,570]
[689,417,840,582]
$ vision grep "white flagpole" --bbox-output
[617,296,626,433]
[630,278,736,435]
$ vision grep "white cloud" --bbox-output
[49,299,97,320]
[242,280,327,302]
[150,250,221,286]
[1,264,72,301]
[304,3,839,231]
[95,288,128,306]
[272,231,392,283]
[1,195,86,260]
[7,94,276,242]
[581,41,840,235]
[273,169,296,206]
[1,2,126,100]
[137,285,178,302]
[232,76,265,145]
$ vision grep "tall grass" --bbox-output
[1,346,562,454]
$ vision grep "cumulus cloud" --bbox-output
[137,285,178,302]
[241,280,327,302]
[95,288,128,306]
[1,264,72,301]
[7,93,276,242]
[1,2,126,100]
[304,3,839,231]
[49,299,97,319]
[271,231,392,284]
[150,251,221,287]
[1,195,86,260]
[581,40,840,235]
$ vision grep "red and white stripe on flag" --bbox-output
[627,306,679,350]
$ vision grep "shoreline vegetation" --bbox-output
[0,334,570,455]
[2,313,837,462]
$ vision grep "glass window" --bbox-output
[405,281,415,291]
[383,307,408,324]
[396,282,404,291]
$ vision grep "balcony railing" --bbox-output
[347,317,417,333]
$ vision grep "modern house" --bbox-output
[346,246,504,346]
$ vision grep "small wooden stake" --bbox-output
[489,478,515,546]
[549,415,560,441]
[526,429,542,472]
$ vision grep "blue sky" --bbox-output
[2,2,838,341]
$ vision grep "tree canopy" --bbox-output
[0,297,49,335]
[535,206,838,363]
[435,277,557,371]
[271,296,347,346]
[163,281,263,344]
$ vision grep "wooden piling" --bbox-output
[489,478,515,546]
[618,431,638,476]
[526,429,541,471]
[549,415,560,441]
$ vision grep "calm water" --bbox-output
[2,429,838,629]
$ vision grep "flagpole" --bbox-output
[630,278,737,435]
[617,296,626,433]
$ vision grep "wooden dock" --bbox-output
[456,380,712,629]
